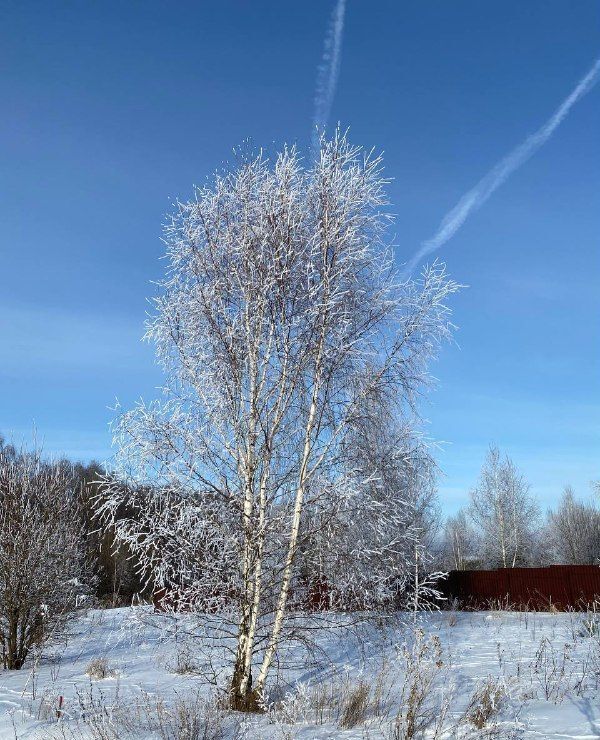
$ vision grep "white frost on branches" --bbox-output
[98,131,459,707]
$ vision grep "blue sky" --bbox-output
[1,1,598,513]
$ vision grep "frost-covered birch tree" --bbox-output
[468,446,540,568]
[547,486,600,565]
[442,508,478,571]
[98,132,458,710]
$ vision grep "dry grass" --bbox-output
[85,658,116,680]
[271,629,450,739]
[57,686,237,740]
[170,645,201,676]
[578,614,600,639]
[391,630,450,740]
[530,637,573,703]
[339,680,370,729]
[463,677,507,730]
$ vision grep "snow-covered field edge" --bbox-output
[1,607,599,739]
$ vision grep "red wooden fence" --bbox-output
[440,565,600,610]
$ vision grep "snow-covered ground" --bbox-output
[0,607,599,738]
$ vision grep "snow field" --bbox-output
[0,607,598,738]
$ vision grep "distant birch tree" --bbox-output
[468,446,539,568]
[443,508,478,571]
[98,132,459,710]
[547,485,600,565]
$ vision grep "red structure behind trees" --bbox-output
[440,565,600,610]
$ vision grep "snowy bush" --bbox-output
[0,445,92,669]
[0,440,93,670]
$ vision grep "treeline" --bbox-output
[438,446,600,571]
[1,431,597,672]
[0,427,440,671]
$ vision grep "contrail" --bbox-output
[403,57,600,277]
[312,0,346,156]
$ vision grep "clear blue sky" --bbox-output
[1,1,598,513]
